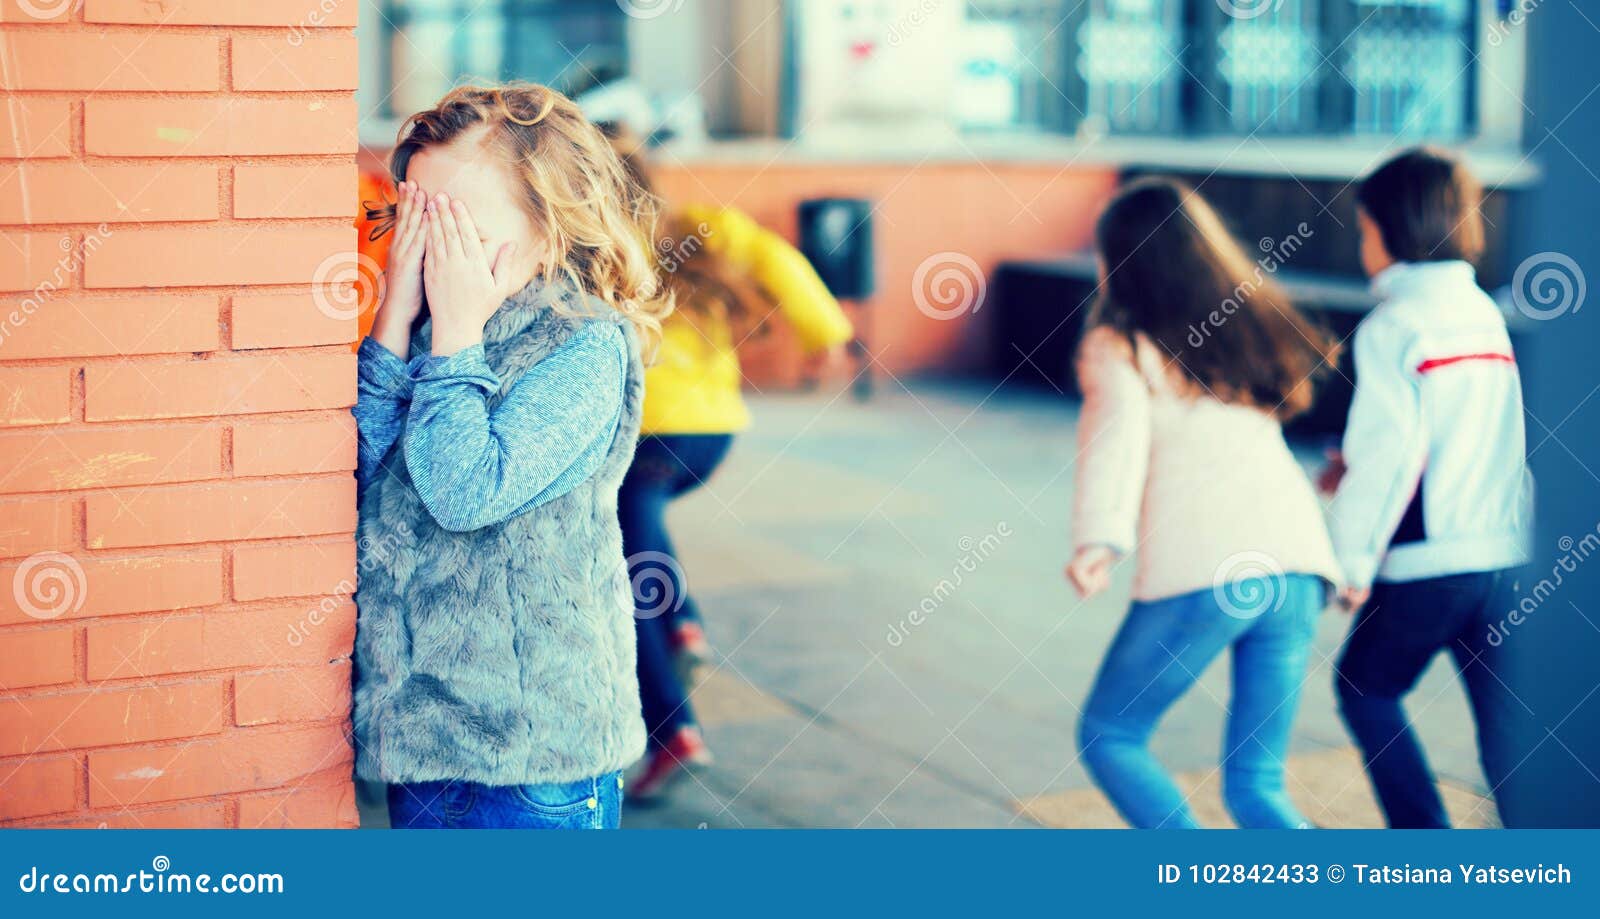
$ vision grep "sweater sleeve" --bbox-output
[688,205,855,353]
[1329,315,1428,589]
[401,322,627,533]
[353,336,416,495]
[1071,327,1151,556]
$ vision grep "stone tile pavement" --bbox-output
[617,381,1494,829]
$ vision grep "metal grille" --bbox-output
[1075,0,1185,135]
[1338,0,1474,138]
[963,0,1089,132]
[1210,0,1323,135]
[379,0,628,118]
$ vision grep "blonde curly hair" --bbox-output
[369,82,672,359]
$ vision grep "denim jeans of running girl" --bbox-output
[1077,575,1325,829]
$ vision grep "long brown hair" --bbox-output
[598,122,774,337]
[1089,178,1338,419]
[365,83,672,358]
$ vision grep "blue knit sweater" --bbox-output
[353,324,626,530]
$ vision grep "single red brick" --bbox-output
[0,295,219,359]
[0,98,71,158]
[0,230,77,293]
[42,800,228,829]
[0,424,223,494]
[0,551,224,625]
[233,35,359,91]
[233,163,358,219]
[85,97,357,157]
[0,366,71,427]
[85,0,360,26]
[234,661,351,726]
[232,414,356,477]
[86,225,354,288]
[231,291,358,349]
[0,32,221,91]
[84,477,357,549]
[0,755,79,821]
[87,723,354,807]
[85,351,356,421]
[208,600,356,671]
[0,680,227,757]
[86,599,357,679]
[0,496,74,558]
[237,776,356,828]
[0,163,219,223]
[233,539,356,602]
[87,615,205,681]
[0,626,75,689]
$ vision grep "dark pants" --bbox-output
[1335,569,1518,828]
[618,433,733,748]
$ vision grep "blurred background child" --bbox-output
[1068,178,1341,829]
[603,126,856,802]
[1329,148,1532,828]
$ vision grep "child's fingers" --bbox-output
[426,196,447,260]
[397,185,424,251]
[450,200,490,264]
[393,183,411,237]
[433,194,463,257]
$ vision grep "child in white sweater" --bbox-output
[1069,178,1340,829]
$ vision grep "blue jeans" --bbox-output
[387,772,624,829]
[618,433,733,747]
[1335,570,1515,828]
[1078,575,1325,829]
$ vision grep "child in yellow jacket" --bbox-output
[608,133,854,801]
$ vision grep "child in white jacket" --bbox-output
[1330,147,1533,828]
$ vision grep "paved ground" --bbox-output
[361,378,1495,829]
[616,379,1495,828]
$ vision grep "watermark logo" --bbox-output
[0,225,113,352]
[1211,551,1286,620]
[624,551,685,620]
[12,552,88,621]
[912,251,986,320]
[18,855,284,895]
[1487,524,1599,646]
[1216,0,1283,21]
[16,0,80,19]
[616,0,685,20]
[288,0,344,46]
[658,221,714,275]
[1487,0,1541,47]
[1187,222,1313,348]
[1510,251,1585,321]
[886,522,1012,646]
[886,0,942,48]
[311,251,386,322]
[286,523,409,647]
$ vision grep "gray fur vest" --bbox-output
[352,279,647,786]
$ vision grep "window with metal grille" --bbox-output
[963,0,1478,139]
[374,0,628,120]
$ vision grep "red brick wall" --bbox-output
[1,0,362,828]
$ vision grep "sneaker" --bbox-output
[672,621,713,666]
[628,726,712,803]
